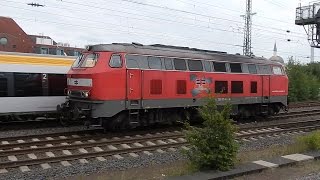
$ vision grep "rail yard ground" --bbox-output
[0,102,319,180]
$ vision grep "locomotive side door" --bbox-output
[126,69,142,108]
[261,75,270,103]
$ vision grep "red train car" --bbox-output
[58,43,288,130]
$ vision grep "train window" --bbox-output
[14,73,43,96]
[81,53,99,68]
[150,79,162,94]
[174,59,187,71]
[273,66,282,75]
[230,63,242,73]
[177,80,187,94]
[148,57,162,70]
[231,81,243,93]
[164,58,174,70]
[215,81,228,94]
[251,81,257,93]
[0,73,7,97]
[48,74,67,96]
[248,64,257,74]
[138,56,149,69]
[126,55,140,68]
[109,55,122,68]
[258,65,272,74]
[188,60,203,71]
[203,60,213,72]
[213,62,227,72]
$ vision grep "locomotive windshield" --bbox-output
[72,54,84,68]
[72,53,99,68]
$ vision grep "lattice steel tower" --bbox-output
[242,0,256,56]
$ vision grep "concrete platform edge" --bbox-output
[168,151,320,180]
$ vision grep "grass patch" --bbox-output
[165,161,198,177]
[297,130,320,151]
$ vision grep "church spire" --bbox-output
[273,42,277,56]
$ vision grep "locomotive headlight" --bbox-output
[67,90,71,96]
[82,91,89,98]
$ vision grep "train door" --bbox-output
[262,75,270,103]
[126,69,142,108]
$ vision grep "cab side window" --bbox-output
[109,55,122,68]
[272,66,283,75]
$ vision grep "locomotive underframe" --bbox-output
[58,96,287,130]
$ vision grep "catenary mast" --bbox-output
[242,0,256,56]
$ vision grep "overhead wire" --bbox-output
[176,0,299,27]
[1,0,315,59]
[112,0,305,35]
[9,15,316,59]
[61,0,307,38]
[2,0,306,39]
[1,0,307,42]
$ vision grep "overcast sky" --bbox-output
[1,0,319,63]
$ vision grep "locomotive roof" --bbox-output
[87,43,282,65]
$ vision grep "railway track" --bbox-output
[288,101,320,109]
[1,117,320,174]
[236,118,320,141]
[0,102,318,132]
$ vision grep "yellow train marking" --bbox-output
[0,54,74,66]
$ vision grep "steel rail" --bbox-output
[0,142,187,169]
[0,132,183,157]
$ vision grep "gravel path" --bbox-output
[294,172,320,180]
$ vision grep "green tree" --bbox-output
[287,58,320,102]
[184,96,238,171]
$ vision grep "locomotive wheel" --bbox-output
[59,116,71,126]
[268,107,275,116]
[104,113,127,132]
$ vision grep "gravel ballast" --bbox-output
[0,108,319,180]
[0,150,186,180]
[0,126,87,139]
[0,129,308,180]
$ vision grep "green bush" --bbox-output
[287,59,320,102]
[184,96,239,171]
[298,131,320,151]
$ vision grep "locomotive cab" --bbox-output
[57,49,127,126]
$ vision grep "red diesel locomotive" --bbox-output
[58,43,288,130]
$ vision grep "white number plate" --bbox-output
[67,78,92,87]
